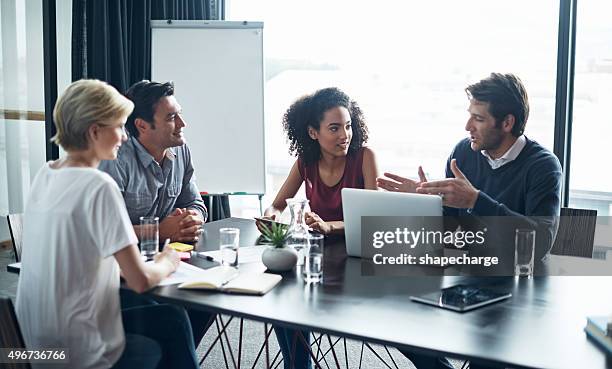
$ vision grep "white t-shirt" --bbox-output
[16,163,138,369]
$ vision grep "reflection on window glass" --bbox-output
[228,0,557,217]
[570,0,612,218]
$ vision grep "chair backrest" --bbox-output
[551,207,597,258]
[7,214,23,262]
[0,297,30,369]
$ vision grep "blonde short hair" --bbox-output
[52,79,134,150]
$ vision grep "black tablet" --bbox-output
[410,284,512,312]
[254,217,289,229]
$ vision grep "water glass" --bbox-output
[201,207,208,224]
[220,228,240,267]
[303,233,324,283]
[139,216,159,260]
[515,228,536,277]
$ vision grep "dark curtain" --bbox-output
[202,196,232,222]
[72,0,220,91]
[151,0,211,20]
[72,0,230,221]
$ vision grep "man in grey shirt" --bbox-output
[99,80,205,243]
[99,80,212,347]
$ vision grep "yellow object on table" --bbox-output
[168,242,194,252]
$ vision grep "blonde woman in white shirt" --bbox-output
[16,79,199,369]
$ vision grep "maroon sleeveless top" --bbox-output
[297,148,365,221]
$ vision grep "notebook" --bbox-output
[584,315,612,355]
[178,266,282,295]
[155,261,209,286]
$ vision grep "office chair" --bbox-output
[551,207,597,258]
[7,214,23,262]
[0,297,31,369]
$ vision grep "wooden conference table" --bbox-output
[148,217,612,369]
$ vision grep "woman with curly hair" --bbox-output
[263,87,379,234]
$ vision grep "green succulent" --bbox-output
[260,222,290,248]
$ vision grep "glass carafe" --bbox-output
[285,198,310,265]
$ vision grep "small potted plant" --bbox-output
[260,222,298,272]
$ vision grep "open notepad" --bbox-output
[178,266,282,295]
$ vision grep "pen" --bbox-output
[195,252,216,262]
[162,238,170,250]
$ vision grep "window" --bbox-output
[0,0,46,220]
[569,0,612,216]
[227,0,558,217]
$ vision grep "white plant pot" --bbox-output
[262,247,298,272]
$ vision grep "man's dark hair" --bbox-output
[465,73,529,137]
[124,80,175,137]
[283,87,369,166]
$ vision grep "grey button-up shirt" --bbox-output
[98,136,206,225]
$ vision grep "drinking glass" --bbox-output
[515,229,536,277]
[202,206,208,224]
[303,233,324,283]
[220,228,240,268]
[139,216,159,260]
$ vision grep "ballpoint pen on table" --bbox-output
[195,252,216,262]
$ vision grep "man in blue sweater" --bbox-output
[378,73,562,369]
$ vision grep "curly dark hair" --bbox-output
[283,87,369,166]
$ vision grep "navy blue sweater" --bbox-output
[445,137,562,217]
[444,137,562,261]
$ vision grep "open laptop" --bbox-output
[342,188,443,258]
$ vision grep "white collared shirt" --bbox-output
[481,135,526,169]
